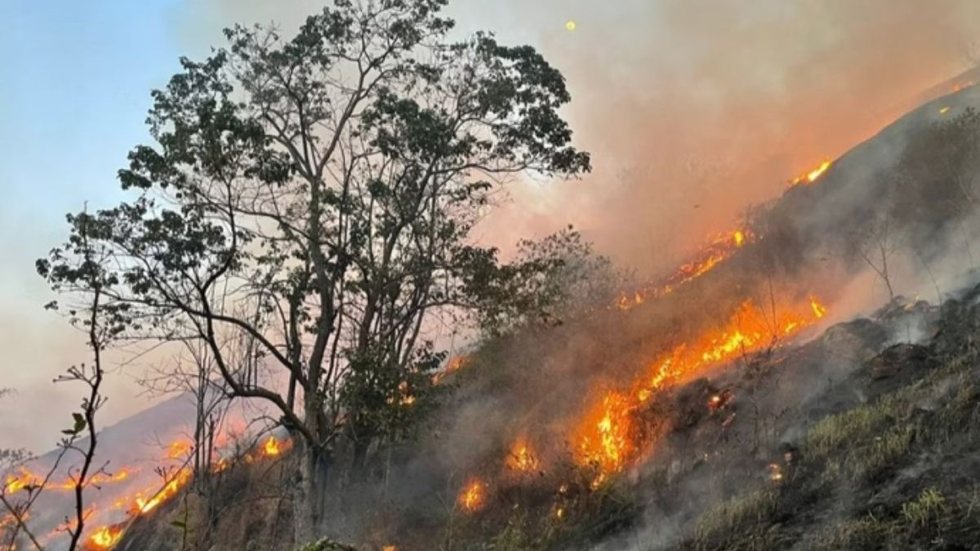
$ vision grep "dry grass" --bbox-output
[690,489,779,551]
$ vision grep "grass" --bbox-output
[804,391,909,461]
[901,488,947,531]
[690,489,779,551]
[682,317,980,550]
[809,516,888,550]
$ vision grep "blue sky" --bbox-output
[0,0,192,450]
[1,0,183,219]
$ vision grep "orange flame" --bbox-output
[167,439,192,460]
[3,468,38,494]
[616,227,755,311]
[574,390,637,476]
[810,296,827,319]
[790,159,832,186]
[262,437,281,457]
[458,479,487,513]
[134,468,191,514]
[506,437,540,473]
[88,525,124,550]
[433,355,470,384]
[576,296,828,481]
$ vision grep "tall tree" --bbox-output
[39,0,589,542]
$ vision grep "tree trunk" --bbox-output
[292,437,331,546]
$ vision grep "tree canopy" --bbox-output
[38,0,590,538]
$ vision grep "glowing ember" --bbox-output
[506,437,540,473]
[768,463,784,482]
[708,390,734,412]
[458,479,487,513]
[790,159,832,186]
[88,525,124,550]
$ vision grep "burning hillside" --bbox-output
[9,2,980,550]
[9,79,980,551]
[0,394,290,551]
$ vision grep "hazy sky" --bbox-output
[2,0,979,452]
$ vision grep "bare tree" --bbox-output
[3,211,114,551]
[858,213,900,300]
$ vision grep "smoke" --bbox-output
[10,1,977,548]
[165,0,980,276]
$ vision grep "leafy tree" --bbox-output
[39,0,589,541]
[466,226,621,336]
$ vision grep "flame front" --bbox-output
[3,468,38,494]
[575,296,828,482]
[810,296,827,319]
[790,159,832,186]
[616,227,754,311]
[134,468,191,514]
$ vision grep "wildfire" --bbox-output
[810,296,827,319]
[262,436,281,457]
[134,468,191,514]
[4,466,136,496]
[433,354,470,384]
[790,159,832,186]
[458,479,487,513]
[733,230,746,247]
[167,439,192,459]
[616,227,754,311]
[575,390,637,476]
[88,525,124,550]
[3,468,38,494]
[576,296,828,481]
[506,437,540,473]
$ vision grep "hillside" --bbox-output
[72,73,980,551]
[9,72,980,551]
